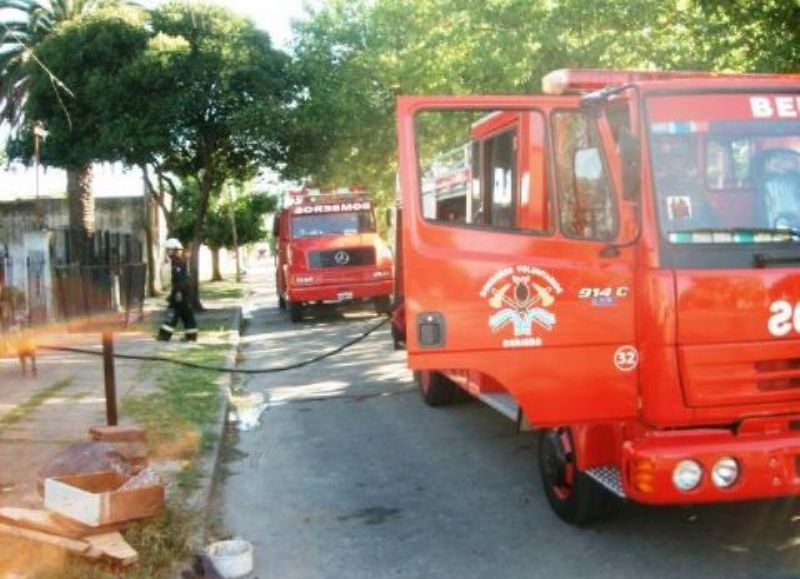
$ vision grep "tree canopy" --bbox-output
[286,0,800,207]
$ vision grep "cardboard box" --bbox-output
[44,472,164,527]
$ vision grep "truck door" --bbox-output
[397,97,639,425]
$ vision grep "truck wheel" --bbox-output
[538,428,616,526]
[374,296,392,315]
[414,370,456,406]
[278,294,286,310]
[289,301,304,323]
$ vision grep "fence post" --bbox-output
[102,331,118,426]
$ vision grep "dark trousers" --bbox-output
[157,302,198,341]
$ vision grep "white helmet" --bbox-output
[164,238,183,250]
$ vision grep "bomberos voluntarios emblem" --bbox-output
[479,265,563,349]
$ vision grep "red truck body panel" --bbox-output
[275,195,394,312]
[396,72,800,506]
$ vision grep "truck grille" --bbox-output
[680,341,800,407]
[309,247,375,269]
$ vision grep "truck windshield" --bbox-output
[291,212,376,238]
[646,93,800,244]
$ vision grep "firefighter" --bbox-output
[157,238,198,342]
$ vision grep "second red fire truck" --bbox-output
[395,69,800,524]
[274,189,394,322]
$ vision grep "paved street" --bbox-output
[218,264,800,579]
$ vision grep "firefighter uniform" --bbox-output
[157,253,198,342]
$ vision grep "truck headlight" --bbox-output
[711,457,739,489]
[672,460,703,491]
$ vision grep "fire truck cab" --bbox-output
[396,69,800,524]
[274,189,394,322]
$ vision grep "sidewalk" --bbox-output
[0,287,241,512]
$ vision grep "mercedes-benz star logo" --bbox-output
[334,250,350,265]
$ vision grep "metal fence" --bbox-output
[53,262,145,324]
[26,251,48,325]
[52,228,143,268]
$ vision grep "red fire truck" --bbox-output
[395,69,800,524]
[274,189,394,322]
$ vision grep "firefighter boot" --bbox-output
[157,324,174,341]
[182,329,198,342]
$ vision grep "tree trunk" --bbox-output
[210,247,222,282]
[189,171,215,311]
[66,164,95,264]
[142,171,158,298]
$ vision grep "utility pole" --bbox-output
[32,121,48,227]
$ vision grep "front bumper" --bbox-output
[622,416,800,504]
[287,279,393,303]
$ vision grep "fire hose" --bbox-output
[39,317,389,375]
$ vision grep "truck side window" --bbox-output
[470,141,482,224]
[553,111,617,240]
[418,110,547,233]
[482,130,515,228]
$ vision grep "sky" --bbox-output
[201,0,312,50]
[0,0,313,200]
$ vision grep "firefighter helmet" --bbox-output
[164,238,183,250]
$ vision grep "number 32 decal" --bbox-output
[614,346,639,372]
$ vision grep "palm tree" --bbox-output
[0,1,113,260]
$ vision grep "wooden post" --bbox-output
[102,331,118,426]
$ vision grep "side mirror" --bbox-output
[271,215,280,238]
[384,207,394,228]
[574,148,603,181]
[618,130,641,201]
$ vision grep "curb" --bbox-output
[186,303,242,524]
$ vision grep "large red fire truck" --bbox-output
[395,69,800,524]
[274,189,394,322]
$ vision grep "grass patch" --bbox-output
[199,278,244,301]
[0,379,73,430]
[176,464,204,493]
[123,345,226,460]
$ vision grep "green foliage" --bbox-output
[205,188,277,250]
[140,2,295,183]
[10,6,150,168]
[170,177,276,249]
[0,0,128,131]
[287,0,800,211]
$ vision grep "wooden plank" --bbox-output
[89,425,147,443]
[49,512,127,537]
[85,532,138,567]
[0,522,101,559]
[0,507,88,539]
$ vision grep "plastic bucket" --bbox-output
[205,539,254,578]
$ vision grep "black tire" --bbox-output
[374,296,392,315]
[538,428,617,526]
[414,370,456,406]
[289,301,303,323]
[278,293,286,310]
